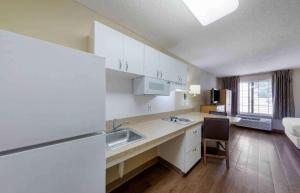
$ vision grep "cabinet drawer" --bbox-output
[184,144,201,173]
[185,125,202,152]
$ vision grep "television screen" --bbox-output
[211,89,220,104]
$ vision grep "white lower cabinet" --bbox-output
[159,124,202,174]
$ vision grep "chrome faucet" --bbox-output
[112,119,129,132]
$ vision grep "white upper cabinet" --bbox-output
[90,21,187,84]
[144,45,160,79]
[175,60,188,84]
[159,53,175,82]
[91,22,124,71]
[123,36,144,75]
[159,53,187,84]
[91,21,143,74]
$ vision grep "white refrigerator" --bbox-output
[0,30,106,193]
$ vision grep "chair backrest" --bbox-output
[209,111,228,116]
[203,118,230,140]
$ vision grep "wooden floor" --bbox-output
[111,126,300,193]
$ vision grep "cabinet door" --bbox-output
[185,125,202,152]
[93,22,124,71]
[173,60,181,83]
[184,144,201,173]
[124,36,144,75]
[144,45,160,78]
[172,60,187,84]
[159,53,176,82]
[178,61,187,84]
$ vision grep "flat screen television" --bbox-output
[211,88,220,104]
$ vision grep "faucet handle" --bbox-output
[112,119,129,131]
[119,121,129,128]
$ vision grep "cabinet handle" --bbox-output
[193,148,197,152]
[193,130,197,134]
[157,70,159,78]
[160,71,163,79]
[119,59,122,70]
[125,61,128,72]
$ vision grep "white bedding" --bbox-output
[282,117,300,149]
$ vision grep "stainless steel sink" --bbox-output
[162,116,194,125]
[106,128,145,150]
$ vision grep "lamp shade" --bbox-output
[189,85,201,96]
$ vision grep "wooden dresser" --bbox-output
[200,105,225,113]
[200,89,232,115]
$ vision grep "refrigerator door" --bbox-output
[0,134,105,193]
[0,30,105,152]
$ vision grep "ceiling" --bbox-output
[75,0,300,77]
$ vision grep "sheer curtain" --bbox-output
[272,70,295,119]
[221,76,240,116]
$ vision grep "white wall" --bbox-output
[175,64,217,110]
[106,72,175,120]
[106,65,217,120]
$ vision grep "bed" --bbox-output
[282,117,300,149]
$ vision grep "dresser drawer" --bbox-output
[185,124,202,152]
[184,144,201,173]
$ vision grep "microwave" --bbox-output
[133,76,170,96]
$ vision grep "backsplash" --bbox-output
[106,64,217,121]
[105,108,197,131]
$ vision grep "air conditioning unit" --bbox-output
[234,115,272,131]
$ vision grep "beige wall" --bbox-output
[0,0,216,185]
[0,0,182,56]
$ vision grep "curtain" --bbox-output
[272,70,295,119]
[221,76,240,115]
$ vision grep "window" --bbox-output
[239,79,272,115]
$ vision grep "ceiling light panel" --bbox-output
[183,0,239,26]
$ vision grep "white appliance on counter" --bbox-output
[133,76,170,96]
[0,30,106,193]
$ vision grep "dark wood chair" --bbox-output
[203,118,230,169]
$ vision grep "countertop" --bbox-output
[106,112,240,168]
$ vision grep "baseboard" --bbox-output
[106,157,159,193]
[272,128,285,134]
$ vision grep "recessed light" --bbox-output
[183,0,239,26]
